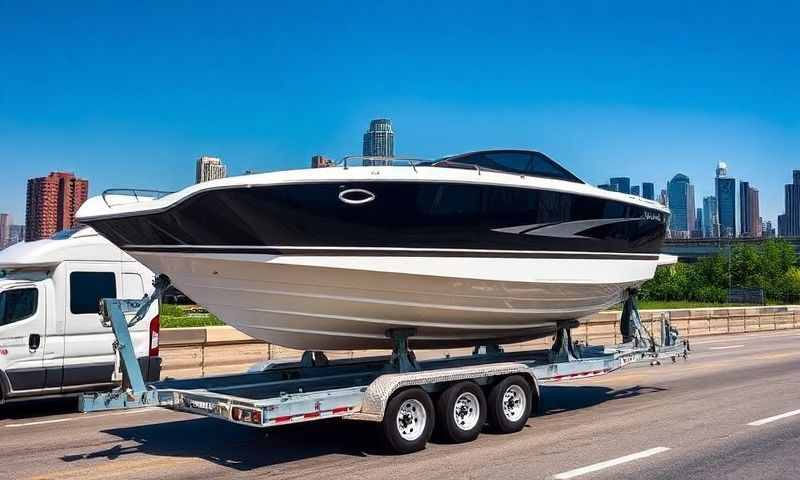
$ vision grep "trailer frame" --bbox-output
[79,282,688,452]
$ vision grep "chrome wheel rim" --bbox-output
[396,398,427,441]
[502,385,526,422]
[452,391,481,431]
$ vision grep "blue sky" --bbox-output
[1,1,798,227]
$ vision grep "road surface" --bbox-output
[1,329,798,479]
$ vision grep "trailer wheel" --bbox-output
[435,381,487,443]
[487,375,532,433]
[381,387,434,454]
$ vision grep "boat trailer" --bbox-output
[79,277,688,452]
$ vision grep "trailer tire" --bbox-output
[381,387,434,454]
[435,381,486,443]
[487,375,532,433]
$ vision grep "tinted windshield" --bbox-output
[437,150,583,183]
[0,288,38,326]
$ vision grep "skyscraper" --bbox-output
[609,177,631,194]
[739,181,761,237]
[667,173,695,238]
[631,185,641,196]
[195,156,227,183]
[362,119,394,165]
[0,213,9,248]
[642,182,655,200]
[764,220,776,238]
[25,172,89,241]
[779,170,800,236]
[598,183,617,191]
[8,225,24,246]
[715,162,736,238]
[702,196,720,238]
[692,208,704,238]
[311,155,335,168]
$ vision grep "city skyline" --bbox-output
[1,3,797,225]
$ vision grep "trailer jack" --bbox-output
[79,275,171,412]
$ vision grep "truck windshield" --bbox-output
[0,288,38,326]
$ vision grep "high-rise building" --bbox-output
[8,224,24,246]
[715,162,736,238]
[609,177,631,194]
[25,172,88,242]
[195,156,227,183]
[311,155,335,168]
[779,170,800,236]
[659,189,668,206]
[642,182,655,200]
[0,213,10,248]
[362,119,394,165]
[631,185,641,196]
[692,208,704,238]
[598,183,617,192]
[764,220,776,238]
[702,196,720,238]
[667,173,695,238]
[739,181,761,237]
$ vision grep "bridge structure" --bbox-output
[662,237,800,262]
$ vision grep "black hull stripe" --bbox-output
[125,246,660,261]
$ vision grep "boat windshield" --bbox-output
[434,150,583,183]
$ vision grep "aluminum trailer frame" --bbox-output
[80,282,688,451]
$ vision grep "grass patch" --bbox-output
[160,303,224,328]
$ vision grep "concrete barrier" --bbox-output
[159,305,800,379]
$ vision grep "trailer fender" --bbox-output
[358,362,533,421]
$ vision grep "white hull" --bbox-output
[135,250,669,350]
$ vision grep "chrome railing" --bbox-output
[101,188,175,207]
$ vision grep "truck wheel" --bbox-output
[487,375,532,433]
[435,381,486,443]
[381,387,434,454]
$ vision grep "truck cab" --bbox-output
[0,227,160,403]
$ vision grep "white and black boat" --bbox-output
[76,150,674,350]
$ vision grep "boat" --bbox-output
[76,149,674,350]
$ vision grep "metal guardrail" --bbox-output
[158,307,800,378]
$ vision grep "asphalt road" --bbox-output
[2,330,798,480]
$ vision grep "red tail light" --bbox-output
[149,314,160,357]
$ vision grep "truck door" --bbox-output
[62,263,120,389]
[0,283,46,395]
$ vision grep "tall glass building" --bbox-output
[609,177,631,194]
[703,196,719,238]
[715,162,736,238]
[362,119,395,165]
[667,173,695,238]
[642,182,655,200]
[779,170,800,236]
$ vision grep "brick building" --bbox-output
[25,172,89,241]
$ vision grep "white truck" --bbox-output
[0,228,161,404]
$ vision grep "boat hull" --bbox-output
[133,250,659,350]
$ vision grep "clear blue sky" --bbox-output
[1,1,798,228]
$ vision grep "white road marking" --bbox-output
[747,409,800,427]
[4,407,155,428]
[691,332,798,345]
[553,447,671,479]
[709,345,744,350]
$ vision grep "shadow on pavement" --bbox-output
[0,396,78,420]
[58,383,668,471]
[61,417,377,470]
[540,384,668,415]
